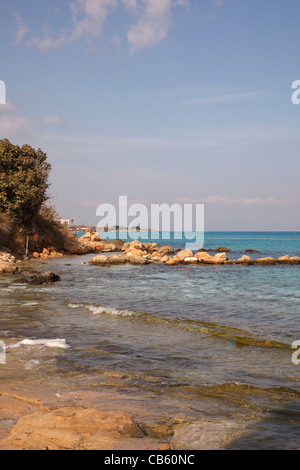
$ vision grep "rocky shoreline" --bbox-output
[1,230,300,450]
[1,229,300,280]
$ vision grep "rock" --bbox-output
[18,271,61,285]
[0,253,19,275]
[143,243,158,254]
[159,255,170,263]
[214,253,228,263]
[89,255,110,266]
[157,443,171,450]
[127,255,149,265]
[106,254,127,265]
[184,257,198,264]
[237,255,253,264]
[213,247,231,253]
[49,251,63,259]
[91,232,102,242]
[195,252,226,264]
[32,252,40,258]
[0,260,18,275]
[176,250,194,261]
[1,406,161,450]
[157,246,175,256]
[140,422,173,440]
[127,240,144,250]
[165,258,179,266]
[170,418,246,450]
[125,247,147,257]
[195,252,215,263]
[97,242,118,252]
[113,239,126,251]
[254,257,277,265]
[245,249,261,254]
[278,255,290,263]
[288,256,300,264]
[63,238,91,255]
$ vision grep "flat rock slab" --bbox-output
[1,406,163,450]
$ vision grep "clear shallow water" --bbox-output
[1,232,300,449]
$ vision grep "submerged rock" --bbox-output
[213,247,231,253]
[1,406,162,450]
[17,271,61,285]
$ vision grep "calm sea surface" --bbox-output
[1,232,300,449]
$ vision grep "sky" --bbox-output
[1,0,300,230]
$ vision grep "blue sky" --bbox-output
[1,0,300,229]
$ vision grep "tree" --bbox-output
[0,139,51,227]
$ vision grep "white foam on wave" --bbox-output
[68,303,85,309]
[10,338,70,349]
[68,302,134,317]
[88,305,133,316]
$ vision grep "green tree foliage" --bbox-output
[0,139,51,227]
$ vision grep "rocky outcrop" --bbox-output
[0,252,19,275]
[106,254,128,265]
[1,406,163,450]
[86,239,300,268]
[89,255,110,266]
[63,235,92,255]
[194,252,228,264]
[31,248,63,260]
[16,271,61,285]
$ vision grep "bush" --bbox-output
[0,139,51,227]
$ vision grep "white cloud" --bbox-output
[126,0,173,53]
[14,13,30,45]
[69,0,118,42]
[14,0,189,53]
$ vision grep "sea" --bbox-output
[1,231,300,449]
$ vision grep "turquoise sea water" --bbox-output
[1,231,300,449]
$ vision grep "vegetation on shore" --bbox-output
[0,139,70,256]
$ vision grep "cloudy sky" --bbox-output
[1,0,300,229]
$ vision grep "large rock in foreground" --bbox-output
[1,407,162,450]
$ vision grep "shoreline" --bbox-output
[1,232,300,449]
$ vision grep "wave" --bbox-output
[9,338,70,349]
[68,302,135,317]
[67,302,289,351]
